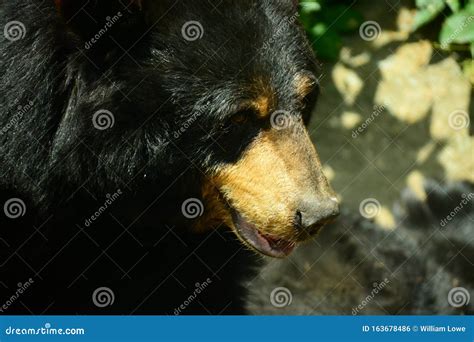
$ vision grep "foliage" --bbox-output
[299,0,363,60]
[412,0,474,56]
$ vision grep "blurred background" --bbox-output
[248,0,473,315]
[306,0,472,218]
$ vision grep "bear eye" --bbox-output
[231,113,247,124]
[301,85,319,125]
[230,109,253,125]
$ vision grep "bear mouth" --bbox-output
[230,209,296,258]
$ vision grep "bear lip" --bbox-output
[230,209,296,258]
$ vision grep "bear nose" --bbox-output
[295,197,340,235]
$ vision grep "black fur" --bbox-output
[0,0,315,314]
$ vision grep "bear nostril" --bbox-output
[295,210,303,228]
[296,198,340,235]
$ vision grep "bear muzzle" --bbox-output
[197,121,339,257]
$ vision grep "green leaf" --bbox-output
[471,42,474,57]
[439,10,474,47]
[299,10,318,31]
[310,23,327,36]
[310,29,342,61]
[466,0,474,12]
[415,0,443,8]
[412,0,446,31]
[300,1,321,13]
[446,0,460,12]
[319,5,364,33]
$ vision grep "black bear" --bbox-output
[0,0,338,314]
